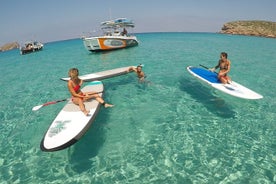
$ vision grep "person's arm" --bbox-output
[79,79,84,86]
[127,66,137,72]
[210,60,220,71]
[139,71,145,78]
[79,79,93,96]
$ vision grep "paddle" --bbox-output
[32,91,103,111]
[32,99,69,111]
[199,64,217,74]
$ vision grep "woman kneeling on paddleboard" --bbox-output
[210,52,231,84]
[68,68,113,116]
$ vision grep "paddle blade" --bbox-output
[32,105,43,111]
[32,98,69,112]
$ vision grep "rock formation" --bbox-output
[0,42,20,52]
[220,20,276,38]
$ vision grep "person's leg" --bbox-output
[85,94,114,108]
[218,76,227,84]
[72,97,90,115]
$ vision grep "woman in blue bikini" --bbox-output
[210,52,231,84]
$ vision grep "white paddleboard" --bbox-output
[60,66,135,82]
[40,81,104,152]
[187,66,263,100]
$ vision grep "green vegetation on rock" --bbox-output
[0,42,20,52]
[220,20,276,38]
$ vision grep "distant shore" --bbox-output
[1,20,275,52]
[0,42,19,52]
[219,20,276,38]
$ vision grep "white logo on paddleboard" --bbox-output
[48,120,71,137]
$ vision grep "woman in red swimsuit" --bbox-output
[67,68,113,116]
[210,52,232,84]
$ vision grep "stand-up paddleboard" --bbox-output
[187,66,263,99]
[40,81,104,152]
[60,66,135,82]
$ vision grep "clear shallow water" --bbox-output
[0,33,275,183]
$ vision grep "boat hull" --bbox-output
[83,36,138,52]
[20,47,43,55]
[20,41,43,55]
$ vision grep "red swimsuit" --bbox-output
[73,84,80,92]
[72,84,84,100]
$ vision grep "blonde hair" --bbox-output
[68,68,80,84]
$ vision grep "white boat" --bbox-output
[20,41,43,55]
[82,18,139,52]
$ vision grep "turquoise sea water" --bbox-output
[0,33,275,183]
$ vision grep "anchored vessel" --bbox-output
[83,18,138,52]
[20,41,43,55]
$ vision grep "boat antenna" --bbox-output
[109,8,112,20]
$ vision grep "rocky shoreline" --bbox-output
[0,42,20,52]
[219,20,276,38]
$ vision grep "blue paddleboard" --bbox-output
[187,66,263,100]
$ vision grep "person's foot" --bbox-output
[104,103,114,108]
[83,110,90,116]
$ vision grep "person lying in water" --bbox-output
[67,68,113,116]
[210,52,232,84]
[127,64,145,82]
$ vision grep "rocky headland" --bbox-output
[220,20,276,38]
[0,42,20,52]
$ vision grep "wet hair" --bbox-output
[221,52,228,59]
[68,68,80,83]
[137,64,143,69]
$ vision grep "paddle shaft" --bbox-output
[42,91,102,106]
[43,99,68,107]
[32,99,69,111]
[199,64,218,74]
[32,91,103,111]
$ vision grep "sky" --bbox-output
[1,0,275,45]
